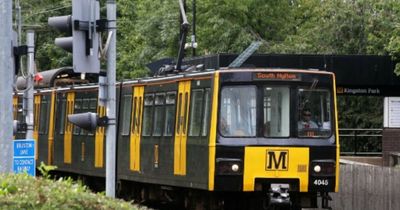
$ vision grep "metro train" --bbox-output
[14,54,339,210]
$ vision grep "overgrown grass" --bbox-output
[0,173,142,210]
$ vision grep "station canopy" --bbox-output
[184,54,400,96]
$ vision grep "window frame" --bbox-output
[164,91,176,137]
[219,85,257,138]
[296,87,333,138]
[188,89,204,137]
[262,85,291,138]
[142,93,155,136]
[121,94,133,136]
[153,93,166,137]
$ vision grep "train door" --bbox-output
[95,104,106,168]
[47,90,56,165]
[37,93,51,164]
[130,86,144,171]
[174,80,191,175]
[64,92,75,164]
[33,94,41,160]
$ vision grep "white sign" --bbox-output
[384,97,400,128]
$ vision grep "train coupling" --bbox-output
[268,183,291,206]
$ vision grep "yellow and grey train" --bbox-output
[14,56,339,210]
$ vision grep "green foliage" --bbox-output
[0,173,139,209]
[338,96,383,128]
[19,0,400,78]
[0,180,18,196]
[338,96,383,153]
[18,0,73,70]
[37,162,57,179]
[17,0,398,134]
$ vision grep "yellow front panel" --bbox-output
[95,106,106,168]
[64,92,75,164]
[33,95,41,160]
[208,72,219,190]
[244,147,309,192]
[130,86,144,171]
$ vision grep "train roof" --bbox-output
[15,67,99,90]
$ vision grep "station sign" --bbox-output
[13,139,36,176]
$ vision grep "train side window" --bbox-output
[121,95,132,136]
[183,92,189,134]
[177,93,183,134]
[263,86,290,137]
[73,98,82,135]
[39,97,50,135]
[142,94,154,136]
[164,92,176,136]
[153,93,165,136]
[189,89,204,136]
[89,98,97,111]
[82,98,90,109]
[201,89,211,136]
[59,98,67,134]
[132,97,137,133]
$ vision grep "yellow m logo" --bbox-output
[266,150,289,171]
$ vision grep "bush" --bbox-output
[0,173,141,210]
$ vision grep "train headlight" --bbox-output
[311,160,336,176]
[216,158,243,175]
[231,164,239,172]
[313,165,321,173]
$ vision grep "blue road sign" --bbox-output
[14,140,35,157]
[13,139,35,176]
[13,157,36,176]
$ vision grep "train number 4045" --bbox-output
[313,179,329,186]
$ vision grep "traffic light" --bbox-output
[13,120,27,135]
[12,30,28,76]
[48,0,101,73]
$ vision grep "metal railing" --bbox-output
[339,128,382,156]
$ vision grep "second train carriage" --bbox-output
[13,56,339,209]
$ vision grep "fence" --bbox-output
[339,128,382,156]
[331,163,400,210]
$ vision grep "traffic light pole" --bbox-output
[105,0,117,198]
[25,30,35,140]
[0,0,14,173]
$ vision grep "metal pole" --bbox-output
[25,31,35,140]
[192,0,196,56]
[0,0,14,173]
[106,0,116,198]
[354,130,358,155]
[16,0,22,46]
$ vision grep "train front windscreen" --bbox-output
[218,84,333,139]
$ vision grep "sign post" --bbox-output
[13,139,36,176]
[0,0,14,173]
